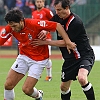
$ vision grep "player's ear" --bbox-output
[20,19,24,24]
[21,19,23,22]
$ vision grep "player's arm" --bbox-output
[0,35,11,46]
[56,23,76,53]
[0,28,12,46]
[31,39,66,47]
[34,19,76,53]
[45,40,66,47]
[37,20,73,47]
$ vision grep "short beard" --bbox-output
[37,7,43,10]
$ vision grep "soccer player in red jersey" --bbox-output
[32,0,53,81]
[0,8,76,100]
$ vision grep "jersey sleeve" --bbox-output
[44,8,53,20]
[50,14,58,22]
[33,19,57,32]
[0,26,12,46]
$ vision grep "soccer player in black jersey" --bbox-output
[31,0,95,100]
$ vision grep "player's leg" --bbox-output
[22,76,43,100]
[45,45,52,81]
[77,60,95,100]
[61,60,74,100]
[22,76,41,98]
[22,59,47,99]
[45,59,52,81]
[60,80,72,100]
[4,69,25,100]
[4,54,30,100]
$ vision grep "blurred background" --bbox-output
[0,0,100,57]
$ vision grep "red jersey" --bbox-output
[0,19,57,61]
[32,8,53,39]
[32,8,53,20]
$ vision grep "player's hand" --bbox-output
[30,39,46,46]
[37,30,47,40]
[66,42,76,54]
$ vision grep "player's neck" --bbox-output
[21,20,25,30]
[37,7,44,11]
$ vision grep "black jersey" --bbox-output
[50,13,94,60]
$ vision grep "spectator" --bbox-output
[0,0,5,14]
[26,0,35,12]
[49,0,56,15]
[70,0,75,5]
[76,0,87,5]
[15,0,24,11]
[4,0,16,10]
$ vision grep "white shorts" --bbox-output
[11,54,49,79]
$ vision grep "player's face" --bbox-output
[8,21,24,32]
[35,0,44,10]
[54,3,70,19]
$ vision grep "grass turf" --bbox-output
[0,58,100,100]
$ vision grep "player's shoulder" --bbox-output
[50,14,60,21]
[25,18,41,27]
[70,13,84,29]
[72,13,83,24]
[32,10,37,14]
[5,25,12,32]
[25,18,37,23]
[42,8,51,12]
[42,8,49,10]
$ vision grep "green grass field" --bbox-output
[0,58,100,100]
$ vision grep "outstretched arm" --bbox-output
[32,20,76,53]
[31,39,66,47]
[30,38,76,55]
[56,23,72,46]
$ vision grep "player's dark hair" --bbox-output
[4,8,24,23]
[54,0,70,9]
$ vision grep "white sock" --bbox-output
[31,87,40,98]
[61,88,71,94]
[46,59,52,77]
[4,89,15,100]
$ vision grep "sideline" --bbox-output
[0,50,62,59]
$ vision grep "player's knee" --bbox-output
[4,81,14,90]
[22,86,32,96]
[60,84,69,91]
[77,75,86,85]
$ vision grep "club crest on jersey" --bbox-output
[28,33,32,40]
[40,14,43,19]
